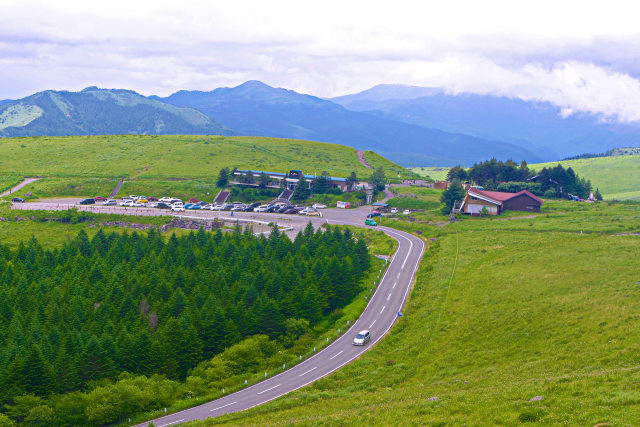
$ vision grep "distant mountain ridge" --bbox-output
[155,81,541,166]
[0,87,230,137]
[331,86,640,160]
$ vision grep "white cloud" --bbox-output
[1,0,640,121]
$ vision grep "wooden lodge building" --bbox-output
[461,188,543,216]
[234,169,350,191]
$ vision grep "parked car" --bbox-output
[390,207,398,214]
[200,204,213,210]
[402,209,411,215]
[102,199,117,206]
[130,201,144,207]
[186,204,202,210]
[137,198,149,203]
[155,202,171,209]
[305,209,321,216]
[79,198,95,205]
[94,196,107,201]
[365,218,377,226]
[278,205,293,213]
[212,204,225,211]
[353,330,371,346]
[11,197,25,203]
[189,198,201,203]
[170,198,182,204]
[367,212,383,218]
[266,205,280,213]
[231,204,246,211]
[120,200,133,206]
[171,204,185,212]
[254,204,270,212]
[244,202,261,212]
[222,203,234,211]
[183,203,194,209]
[159,196,173,203]
[312,203,327,209]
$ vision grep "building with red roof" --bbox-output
[460,188,543,215]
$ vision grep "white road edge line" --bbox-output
[380,305,386,314]
[257,384,281,395]
[210,401,237,412]
[329,350,344,360]
[369,319,377,328]
[298,367,318,377]
[159,420,184,427]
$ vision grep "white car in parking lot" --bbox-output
[171,204,185,212]
[254,204,270,212]
[120,200,134,207]
[103,199,117,206]
[312,203,327,209]
[402,209,411,215]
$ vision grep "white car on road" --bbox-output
[353,330,371,346]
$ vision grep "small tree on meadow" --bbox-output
[440,179,466,214]
[216,167,229,188]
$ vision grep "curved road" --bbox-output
[11,202,425,426]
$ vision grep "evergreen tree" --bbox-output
[440,179,466,214]
[446,165,467,182]
[369,167,386,193]
[259,172,269,189]
[345,171,358,191]
[216,167,229,188]
[291,175,309,201]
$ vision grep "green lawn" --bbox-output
[386,186,443,211]
[190,200,640,426]
[0,135,408,180]
[0,176,22,194]
[531,154,640,200]
[409,166,449,181]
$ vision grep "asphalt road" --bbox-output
[11,201,425,426]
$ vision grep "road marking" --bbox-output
[369,319,377,328]
[393,281,397,289]
[257,384,281,395]
[298,367,317,377]
[159,420,184,427]
[397,273,401,279]
[329,350,344,360]
[210,402,237,412]
[380,305,386,314]
[387,293,391,301]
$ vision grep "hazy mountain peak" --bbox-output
[332,84,442,105]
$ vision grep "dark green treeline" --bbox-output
[0,223,369,402]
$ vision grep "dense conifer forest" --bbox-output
[0,223,370,424]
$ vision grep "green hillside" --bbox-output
[531,155,640,200]
[0,135,410,199]
[192,200,640,426]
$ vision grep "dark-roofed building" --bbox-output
[461,188,543,216]
[234,169,349,191]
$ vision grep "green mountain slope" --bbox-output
[0,87,229,137]
[0,134,404,179]
[532,154,640,199]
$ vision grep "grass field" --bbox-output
[0,135,408,180]
[409,166,449,181]
[387,186,443,212]
[190,199,640,426]
[0,135,411,201]
[531,155,640,200]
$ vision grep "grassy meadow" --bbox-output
[409,166,450,181]
[0,135,408,179]
[189,199,640,426]
[531,154,640,200]
[0,135,412,200]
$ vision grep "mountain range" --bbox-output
[2,81,639,166]
[0,87,228,137]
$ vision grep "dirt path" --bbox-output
[109,178,125,198]
[356,150,373,169]
[0,177,40,197]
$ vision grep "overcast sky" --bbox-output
[2,0,640,121]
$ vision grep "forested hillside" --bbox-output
[0,224,370,424]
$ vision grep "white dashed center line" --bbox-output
[369,319,377,328]
[299,367,318,377]
[393,281,397,289]
[387,293,391,301]
[380,305,386,314]
[329,350,344,360]
[210,402,237,412]
[257,384,281,395]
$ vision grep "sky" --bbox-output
[2,0,640,121]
